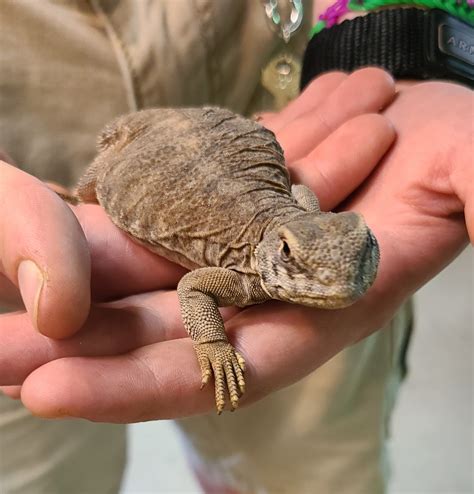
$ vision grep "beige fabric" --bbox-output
[0,394,126,494]
[0,1,411,493]
[178,302,413,494]
[0,0,310,185]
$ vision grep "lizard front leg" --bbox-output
[177,267,267,413]
[291,184,320,213]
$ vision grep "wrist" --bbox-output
[302,7,474,89]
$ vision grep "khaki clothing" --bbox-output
[0,396,126,494]
[0,1,411,493]
[179,303,413,494]
[0,0,309,184]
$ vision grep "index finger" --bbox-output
[0,161,91,338]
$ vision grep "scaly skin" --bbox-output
[72,107,379,413]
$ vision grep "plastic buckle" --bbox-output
[426,10,474,85]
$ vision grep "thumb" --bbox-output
[0,161,91,338]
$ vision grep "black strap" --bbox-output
[301,8,474,89]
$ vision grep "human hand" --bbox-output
[345,80,472,307]
[0,68,399,418]
[0,161,188,336]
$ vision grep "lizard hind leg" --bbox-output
[74,157,102,203]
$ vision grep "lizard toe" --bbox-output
[196,350,212,389]
[235,351,246,372]
[194,341,246,413]
[232,355,246,394]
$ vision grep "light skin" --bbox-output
[0,68,472,421]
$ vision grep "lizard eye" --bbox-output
[280,239,291,261]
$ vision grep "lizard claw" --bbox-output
[195,342,246,414]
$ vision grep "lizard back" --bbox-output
[94,107,304,272]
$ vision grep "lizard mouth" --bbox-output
[357,230,379,286]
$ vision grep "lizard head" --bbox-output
[255,212,379,308]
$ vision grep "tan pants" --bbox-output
[0,395,126,494]
[178,301,413,494]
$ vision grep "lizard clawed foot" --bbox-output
[195,341,246,414]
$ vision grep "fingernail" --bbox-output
[18,260,44,331]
